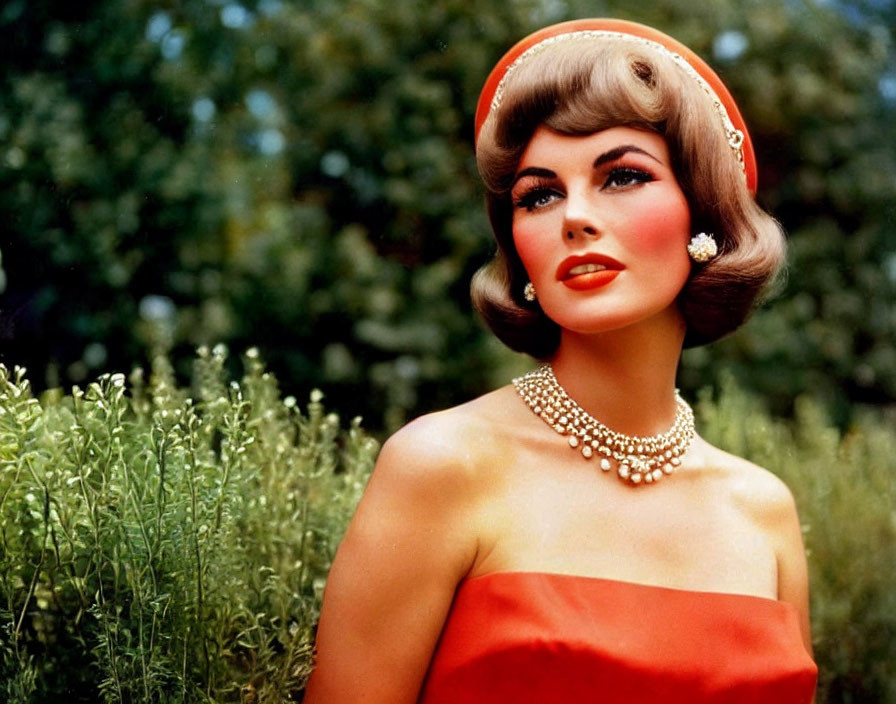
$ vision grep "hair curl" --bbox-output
[471,38,785,353]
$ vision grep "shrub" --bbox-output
[0,346,377,702]
[1,355,892,702]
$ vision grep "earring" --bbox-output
[523,282,537,302]
[687,232,718,262]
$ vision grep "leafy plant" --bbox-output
[0,347,376,702]
[1,354,893,702]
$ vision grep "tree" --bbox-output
[1,0,894,431]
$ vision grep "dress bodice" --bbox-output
[417,572,817,703]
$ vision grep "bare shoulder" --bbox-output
[698,438,799,525]
[375,384,520,485]
[323,385,521,599]
[694,439,813,650]
[328,385,523,589]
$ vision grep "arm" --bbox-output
[770,483,816,704]
[772,487,813,657]
[304,415,482,704]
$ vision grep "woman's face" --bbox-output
[511,125,692,337]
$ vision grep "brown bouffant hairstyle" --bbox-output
[471,37,785,355]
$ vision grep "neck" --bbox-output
[549,312,685,436]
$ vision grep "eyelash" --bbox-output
[514,186,559,212]
[603,167,654,188]
[513,167,655,212]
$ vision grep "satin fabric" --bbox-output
[418,572,817,703]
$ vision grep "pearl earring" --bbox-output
[687,232,718,262]
[523,282,537,301]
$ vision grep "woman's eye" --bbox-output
[603,167,654,189]
[514,188,561,212]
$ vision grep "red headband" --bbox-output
[474,19,757,193]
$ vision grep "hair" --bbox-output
[471,37,786,354]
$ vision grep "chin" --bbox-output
[547,303,686,338]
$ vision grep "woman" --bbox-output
[305,18,817,704]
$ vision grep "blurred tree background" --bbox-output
[1,0,895,431]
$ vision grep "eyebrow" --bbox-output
[593,144,661,168]
[512,166,555,187]
[512,144,662,188]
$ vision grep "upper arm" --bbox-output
[765,478,813,657]
[304,416,483,704]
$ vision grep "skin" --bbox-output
[304,126,814,704]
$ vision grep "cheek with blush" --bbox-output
[625,195,691,256]
[512,222,554,281]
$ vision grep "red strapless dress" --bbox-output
[418,572,817,703]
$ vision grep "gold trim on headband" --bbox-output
[486,30,746,177]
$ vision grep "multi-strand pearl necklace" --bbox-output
[513,365,696,486]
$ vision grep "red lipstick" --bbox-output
[556,254,623,291]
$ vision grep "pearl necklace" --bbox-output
[513,365,695,486]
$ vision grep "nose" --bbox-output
[563,187,600,241]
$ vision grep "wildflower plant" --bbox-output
[0,347,376,702]
[1,356,893,702]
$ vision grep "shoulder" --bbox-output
[699,440,799,526]
[698,440,809,587]
[331,393,514,578]
[335,386,522,582]
[375,385,521,488]
[350,386,522,544]
[697,442,813,649]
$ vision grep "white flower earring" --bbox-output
[687,232,718,262]
[523,282,537,302]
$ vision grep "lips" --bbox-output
[557,254,623,291]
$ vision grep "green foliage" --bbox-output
[2,1,893,699]
[697,377,896,704]
[1,0,894,430]
[2,352,893,702]
[0,348,376,702]
[670,0,896,418]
